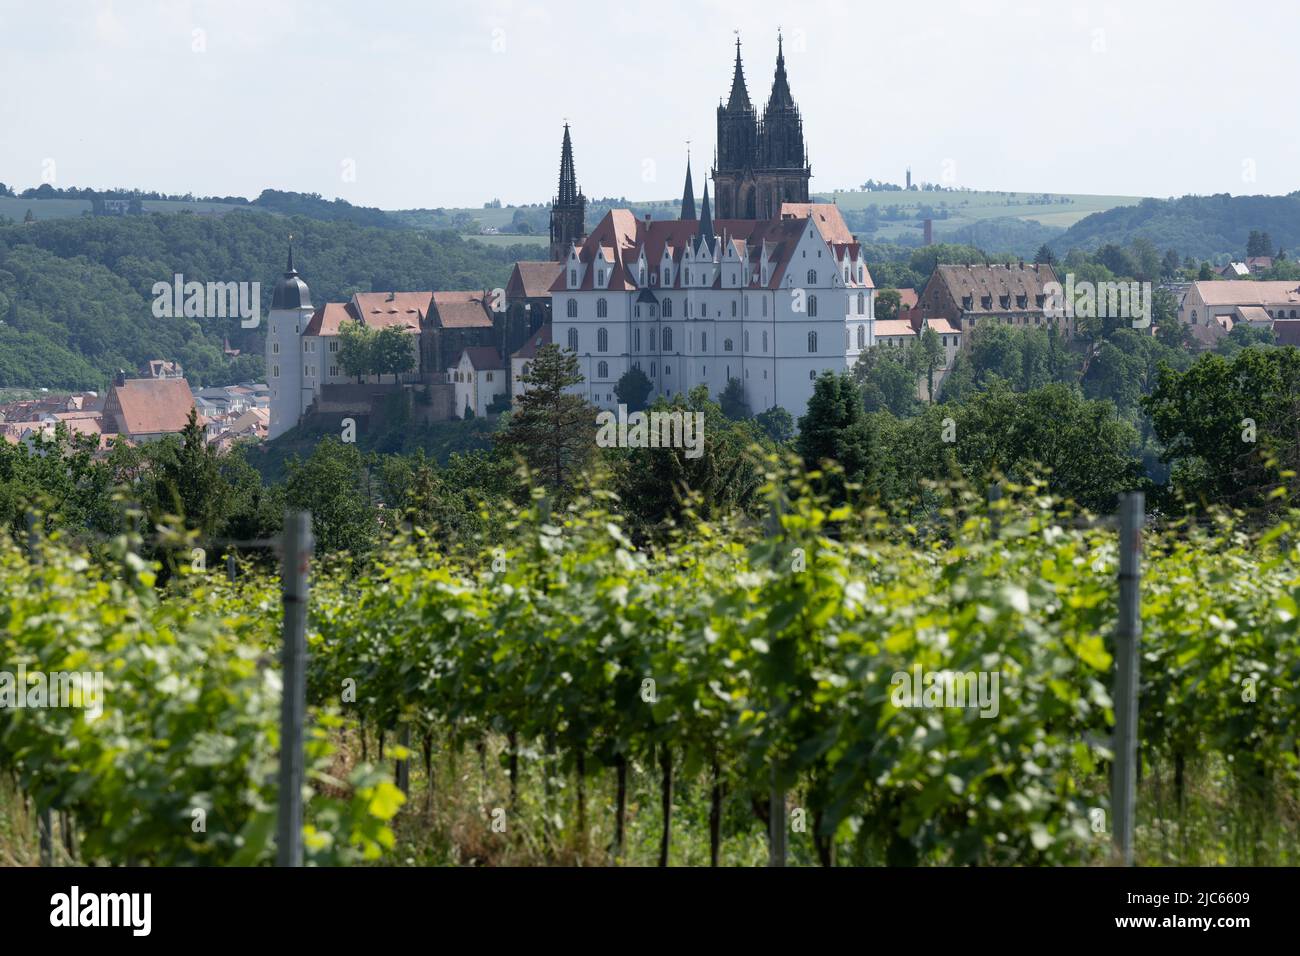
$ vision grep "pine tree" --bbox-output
[496,344,595,494]
[796,372,875,502]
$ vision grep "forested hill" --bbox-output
[0,211,537,390]
[1052,193,1300,260]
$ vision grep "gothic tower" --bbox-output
[754,33,810,219]
[681,154,697,220]
[712,37,759,219]
[549,124,586,261]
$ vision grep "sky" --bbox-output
[1,0,1297,209]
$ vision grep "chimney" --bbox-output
[386,291,396,302]
[114,369,126,387]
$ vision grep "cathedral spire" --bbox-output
[767,32,794,111]
[550,124,586,260]
[726,36,751,111]
[681,154,696,220]
[557,123,578,206]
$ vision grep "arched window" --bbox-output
[843,267,850,283]
[1190,310,1198,325]
[597,360,608,378]
[744,330,750,351]
[761,330,768,352]
[596,298,608,318]
[663,298,673,317]
[649,328,657,351]
[634,329,641,351]
[724,338,734,352]
[857,325,865,349]
[597,270,605,285]
[807,331,818,353]
[731,301,737,317]
[808,369,816,380]
[808,294,818,317]
[807,269,817,284]
[701,332,708,350]
[566,298,577,318]
[762,298,768,317]
[663,328,673,351]
[566,327,578,351]
[857,292,865,314]
[597,328,609,352]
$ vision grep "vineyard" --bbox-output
[2,474,1298,866]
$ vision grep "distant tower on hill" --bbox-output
[549,124,587,261]
[906,166,912,190]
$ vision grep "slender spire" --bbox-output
[681,154,696,220]
[286,234,296,274]
[557,123,578,206]
[767,31,794,111]
[726,35,751,111]
[697,184,714,253]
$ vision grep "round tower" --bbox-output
[266,240,314,440]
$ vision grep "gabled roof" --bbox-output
[431,291,494,329]
[548,203,858,295]
[1192,280,1300,307]
[506,261,563,299]
[106,378,197,436]
[513,323,552,360]
[303,302,356,336]
[931,263,1059,311]
[1272,319,1300,347]
[350,292,429,330]
[456,346,505,370]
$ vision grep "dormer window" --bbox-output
[570,270,577,286]
[598,270,605,285]
[663,268,670,285]
[962,295,973,310]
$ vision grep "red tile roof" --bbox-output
[303,302,356,336]
[506,262,564,299]
[431,291,494,329]
[549,204,862,295]
[350,292,428,331]
[104,378,197,437]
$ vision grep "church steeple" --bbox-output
[766,32,794,111]
[726,36,751,111]
[697,184,714,253]
[681,154,697,220]
[549,123,586,261]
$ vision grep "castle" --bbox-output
[267,35,906,435]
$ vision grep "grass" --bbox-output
[4,732,1296,866]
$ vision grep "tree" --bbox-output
[1033,244,1057,265]
[496,343,596,495]
[875,289,902,322]
[147,408,225,536]
[718,377,751,420]
[1145,347,1300,510]
[1161,248,1182,279]
[23,209,35,223]
[796,372,875,502]
[283,438,377,554]
[614,366,653,412]
[754,406,794,444]
[1246,230,1275,258]
[375,326,416,382]
[338,320,378,383]
[915,326,945,403]
[855,345,921,416]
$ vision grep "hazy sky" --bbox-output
[2,0,1296,209]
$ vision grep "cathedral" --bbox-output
[713,34,811,220]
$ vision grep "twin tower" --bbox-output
[549,34,811,259]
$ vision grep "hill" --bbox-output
[0,211,539,390]
[1052,193,1300,260]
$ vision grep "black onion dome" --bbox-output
[271,242,312,310]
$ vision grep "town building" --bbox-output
[101,373,199,442]
[1178,280,1300,345]
[449,346,508,417]
[913,262,1068,337]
